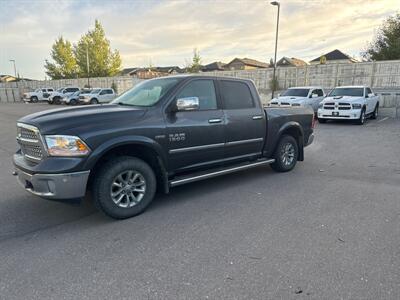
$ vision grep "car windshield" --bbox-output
[329,88,364,97]
[56,88,64,92]
[34,89,41,92]
[71,91,80,96]
[91,89,101,94]
[112,78,180,107]
[281,89,309,97]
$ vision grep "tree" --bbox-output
[74,20,122,77]
[187,48,202,73]
[362,13,400,61]
[45,37,78,79]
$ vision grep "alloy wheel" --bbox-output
[110,170,146,208]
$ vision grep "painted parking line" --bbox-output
[378,117,389,123]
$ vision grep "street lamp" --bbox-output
[9,59,17,78]
[270,1,280,99]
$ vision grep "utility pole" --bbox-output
[86,41,90,87]
[270,1,280,99]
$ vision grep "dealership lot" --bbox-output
[0,103,399,299]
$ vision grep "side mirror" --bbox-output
[311,94,318,98]
[368,93,374,98]
[176,97,199,111]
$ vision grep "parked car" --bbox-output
[61,89,92,105]
[317,86,379,125]
[48,87,80,104]
[22,88,54,103]
[268,86,325,112]
[79,88,116,104]
[13,75,315,219]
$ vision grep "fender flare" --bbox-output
[276,122,304,161]
[83,135,168,170]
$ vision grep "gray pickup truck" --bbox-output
[13,75,315,219]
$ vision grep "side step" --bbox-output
[169,158,275,187]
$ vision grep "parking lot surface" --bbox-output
[1,103,399,299]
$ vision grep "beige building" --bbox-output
[225,58,269,71]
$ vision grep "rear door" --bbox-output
[165,78,225,171]
[365,87,376,114]
[218,79,266,160]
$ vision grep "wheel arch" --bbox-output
[85,137,169,194]
[275,122,304,161]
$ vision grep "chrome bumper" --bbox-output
[14,169,90,200]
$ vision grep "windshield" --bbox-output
[34,89,41,92]
[56,88,63,92]
[112,78,180,107]
[91,89,101,94]
[329,88,364,97]
[71,91,80,96]
[281,89,309,97]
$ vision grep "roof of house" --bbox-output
[119,68,140,76]
[310,49,358,62]
[227,58,269,68]
[277,57,308,67]
[119,66,184,76]
[202,61,226,71]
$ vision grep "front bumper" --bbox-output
[317,108,362,120]
[13,168,90,200]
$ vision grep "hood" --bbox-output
[18,104,147,135]
[276,96,307,103]
[322,96,364,103]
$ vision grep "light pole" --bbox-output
[86,41,90,87]
[270,1,280,99]
[9,59,17,78]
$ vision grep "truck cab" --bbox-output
[269,86,325,112]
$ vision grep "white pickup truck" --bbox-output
[317,86,379,125]
[268,86,325,112]
[78,88,116,104]
[48,87,80,104]
[22,88,54,103]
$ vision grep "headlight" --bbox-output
[352,103,362,109]
[45,135,90,156]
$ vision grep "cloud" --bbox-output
[0,0,397,79]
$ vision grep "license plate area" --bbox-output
[332,112,339,116]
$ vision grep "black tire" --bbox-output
[270,135,298,172]
[53,96,61,104]
[90,98,99,104]
[31,96,38,103]
[356,108,366,125]
[92,156,157,219]
[48,99,53,105]
[69,99,77,105]
[371,103,379,120]
[318,118,327,123]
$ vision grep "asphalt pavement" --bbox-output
[0,102,399,299]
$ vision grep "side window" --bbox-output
[366,88,372,95]
[106,89,114,94]
[48,89,54,92]
[220,80,254,109]
[100,90,107,95]
[316,89,324,96]
[176,79,217,110]
[42,89,46,92]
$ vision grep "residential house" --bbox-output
[225,58,269,71]
[118,66,184,79]
[309,49,358,65]
[201,61,226,72]
[276,57,308,67]
[0,75,17,82]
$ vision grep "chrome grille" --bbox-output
[17,123,45,162]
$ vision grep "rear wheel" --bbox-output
[69,99,77,105]
[270,135,298,172]
[53,96,61,104]
[92,156,157,219]
[90,98,99,104]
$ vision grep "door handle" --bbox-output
[209,118,222,124]
[252,115,263,120]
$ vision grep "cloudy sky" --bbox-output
[0,0,398,79]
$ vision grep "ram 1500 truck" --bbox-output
[13,76,315,219]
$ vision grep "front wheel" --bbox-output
[270,135,298,172]
[356,108,366,125]
[69,99,77,105]
[31,96,38,103]
[90,98,99,104]
[92,156,157,219]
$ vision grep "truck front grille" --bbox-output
[17,123,45,162]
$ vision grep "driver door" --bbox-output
[165,78,225,172]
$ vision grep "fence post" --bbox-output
[396,93,400,119]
